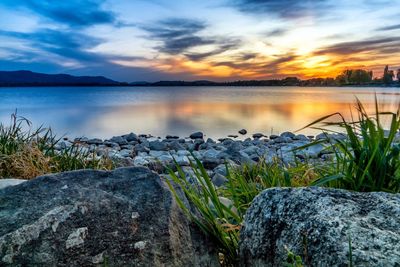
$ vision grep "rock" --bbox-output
[149,140,168,151]
[119,149,132,158]
[123,132,139,142]
[189,132,204,140]
[202,157,222,170]
[133,144,150,154]
[280,131,295,139]
[273,136,292,143]
[175,155,191,166]
[166,135,179,140]
[293,134,309,141]
[206,138,215,144]
[239,187,400,267]
[0,179,26,190]
[252,133,264,139]
[86,138,103,145]
[211,173,228,187]
[213,164,228,177]
[108,136,128,146]
[202,149,220,159]
[74,137,89,143]
[193,139,205,150]
[269,134,279,139]
[238,129,247,135]
[0,167,218,266]
[228,135,238,138]
[149,150,169,158]
[242,145,259,156]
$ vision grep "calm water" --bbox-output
[0,86,399,139]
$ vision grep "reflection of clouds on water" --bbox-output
[0,86,399,139]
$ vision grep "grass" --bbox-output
[0,113,113,179]
[302,96,400,193]
[166,155,319,266]
[165,97,400,266]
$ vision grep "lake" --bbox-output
[0,86,399,139]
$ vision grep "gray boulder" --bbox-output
[148,140,168,151]
[124,132,139,142]
[239,187,400,267]
[108,136,128,145]
[0,167,218,266]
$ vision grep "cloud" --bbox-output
[376,24,400,31]
[314,37,400,56]
[3,0,116,28]
[141,18,213,54]
[142,18,241,60]
[184,41,240,61]
[265,28,288,37]
[0,29,103,63]
[231,0,328,18]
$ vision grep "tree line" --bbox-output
[335,65,400,85]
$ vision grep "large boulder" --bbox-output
[0,167,218,266]
[239,187,400,266]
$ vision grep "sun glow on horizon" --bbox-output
[0,0,399,81]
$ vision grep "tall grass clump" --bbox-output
[0,113,113,179]
[303,97,400,192]
[165,155,317,266]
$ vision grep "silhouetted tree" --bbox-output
[383,65,394,84]
[335,69,372,85]
[397,69,400,83]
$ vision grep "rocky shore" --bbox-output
[55,130,347,184]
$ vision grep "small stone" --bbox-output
[280,131,296,139]
[212,173,228,187]
[238,129,247,135]
[206,138,216,144]
[166,135,179,139]
[190,132,204,139]
[87,138,103,145]
[228,135,238,138]
[109,136,128,145]
[124,133,139,142]
[149,140,168,151]
[252,133,264,139]
[269,134,279,139]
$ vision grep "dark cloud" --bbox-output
[231,0,328,18]
[3,0,116,27]
[314,37,400,56]
[265,28,287,37]
[184,41,240,61]
[237,53,259,61]
[213,53,298,76]
[376,24,400,31]
[0,29,103,62]
[141,18,213,54]
[142,18,241,59]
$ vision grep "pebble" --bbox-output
[238,129,247,135]
[52,131,349,188]
[190,132,204,139]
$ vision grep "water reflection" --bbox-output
[0,86,399,139]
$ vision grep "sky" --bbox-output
[0,0,399,82]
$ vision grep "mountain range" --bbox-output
[0,70,119,86]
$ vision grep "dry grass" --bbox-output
[0,113,114,179]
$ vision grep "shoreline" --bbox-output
[54,130,346,181]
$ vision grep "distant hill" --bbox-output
[0,70,120,86]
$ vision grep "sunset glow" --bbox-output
[0,0,399,81]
